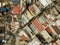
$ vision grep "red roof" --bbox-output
[45,26,52,33]
[20,35,27,41]
[33,19,43,32]
[12,6,20,15]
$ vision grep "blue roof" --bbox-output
[10,0,20,3]
[2,7,7,12]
